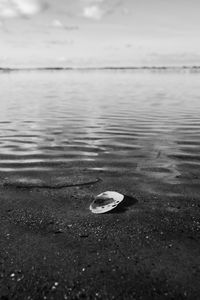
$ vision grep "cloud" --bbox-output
[52,19,79,31]
[82,5,104,20]
[52,19,63,28]
[0,0,123,21]
[81,0,123,20]
[0,0,47,19]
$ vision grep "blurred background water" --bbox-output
[0,69,200,196]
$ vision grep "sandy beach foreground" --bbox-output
[0,171,200,300]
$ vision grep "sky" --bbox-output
[0,0,200,68]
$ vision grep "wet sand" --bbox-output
[0,171,200,300]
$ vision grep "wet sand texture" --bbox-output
[0,174,200,300]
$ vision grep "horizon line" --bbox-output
[1,66,200,72]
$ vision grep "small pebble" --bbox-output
[54,229,63,234]
[79,234,89,238]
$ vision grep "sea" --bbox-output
[1,68,200,199]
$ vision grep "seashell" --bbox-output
[90,191,124,214]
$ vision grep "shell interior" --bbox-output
[90,191,124,214]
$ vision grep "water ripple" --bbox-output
[0,70,200,196]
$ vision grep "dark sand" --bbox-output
[0,172,200,300]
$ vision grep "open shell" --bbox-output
[90,191,124,214]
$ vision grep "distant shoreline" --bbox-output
[1,66,200,72]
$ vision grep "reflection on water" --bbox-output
[0,70,200,195]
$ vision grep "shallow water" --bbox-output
[1,69,200,196]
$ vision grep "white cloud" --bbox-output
[52,19,79,31]
[81,0,123,20]
[83,5,104,20]
[0,0,47,19]
[52,19,63,28]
